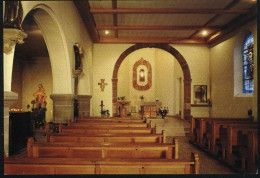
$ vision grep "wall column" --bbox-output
[112,78,118,117]
[184,78,192,121]
[50,94,75,123]
[4,91,18,157]
[3,28,27,157]
[77,95,92,117]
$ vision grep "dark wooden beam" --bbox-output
[96,25,222,31]
[73,0,99,42]
[188,0,241,39]
[112,0,118,38]
[99,37,206,44]
[90,8,248,14]
[207,6,257,44]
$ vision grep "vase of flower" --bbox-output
[159,107,168,119]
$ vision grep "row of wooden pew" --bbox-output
[189,116,258,173]
[5,116,200,175]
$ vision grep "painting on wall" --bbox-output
[194,85,207,103]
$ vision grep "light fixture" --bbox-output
[202,30,208,36]
[104,30,110,35]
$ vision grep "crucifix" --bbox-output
[100,100,104,113]
[98,79,107,91]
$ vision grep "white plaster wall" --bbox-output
[171,44,210,117]
[154,49,175,115]
[118,58,130,99]
[209,20,257,119]
[92,44,133,116]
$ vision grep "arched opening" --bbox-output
[27,5,73,94]
[112,44,192,121]
[11,10,53,124]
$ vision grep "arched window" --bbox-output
[242,33,254,93]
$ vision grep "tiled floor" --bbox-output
[10,116,240,174]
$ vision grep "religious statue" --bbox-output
[73,42,83,70]
[4,1,24,31]
[32,84,47,128]
[33,84,47,109]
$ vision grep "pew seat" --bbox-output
[79,116,142,120]
[4,153,199,175]
[47,132,166,143]
[59,126,156,134]
[76,117,145,123]
[68,122,149,128]
[27,137,178,159]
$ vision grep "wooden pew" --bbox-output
[190,117,257,173]
[47,130,167,144]
[68,120,150,128]
[4,152,199,174]
[59,124,157,134]
[76,119,145,123]
[78,116,145,123]
[27,137,179,159]
[206,120,257,154]
[190,117,253,147]
[224,125,258,173]
[79,116,142,120]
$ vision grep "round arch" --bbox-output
[24,4,73,94]
[112,43,192,120]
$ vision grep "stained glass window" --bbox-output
[242,33,254,93]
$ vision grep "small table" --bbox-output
[117,100,131,117]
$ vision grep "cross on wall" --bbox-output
[98,79,107,91]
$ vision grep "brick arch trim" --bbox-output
[112,43,192,120]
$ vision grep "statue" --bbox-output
[32,84,47,128]
[33,84,47,109]
[73,42,83,70]
[4,1,24,31]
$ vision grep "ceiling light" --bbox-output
[104,30,110,35]
[249,0,257,4]
[202,30,208,36]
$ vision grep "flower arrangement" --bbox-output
[158,107,168,119]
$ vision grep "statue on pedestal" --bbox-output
[32,84,47,128]
[73,42,83,70]
[4,1,24,31]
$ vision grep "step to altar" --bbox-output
[146,116,189,137]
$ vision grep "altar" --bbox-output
[139,101,162,118]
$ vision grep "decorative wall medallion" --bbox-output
[133,57,152,90]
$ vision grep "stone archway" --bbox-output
[112,43,192,121]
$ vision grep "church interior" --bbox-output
[2,0,258,175]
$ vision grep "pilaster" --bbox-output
[4,91,18,157]
[50,94,75,123]
[77,95,92,117]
